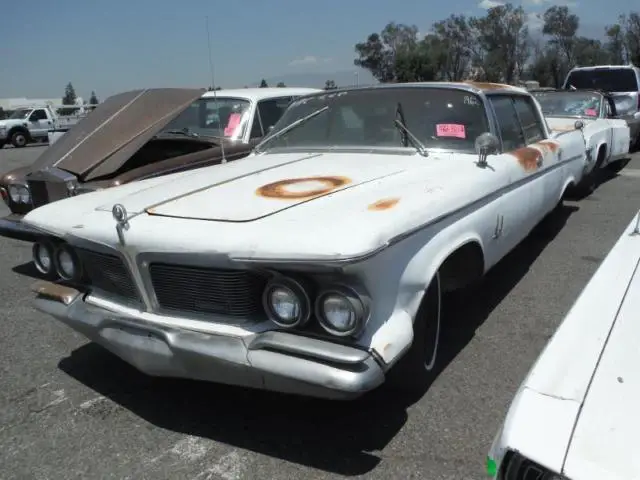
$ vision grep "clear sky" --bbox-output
[0,0,634,100]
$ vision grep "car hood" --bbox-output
[28,88,206,181]
[22,150,495,260]
[546,116,596,132]
[562,252,640,480]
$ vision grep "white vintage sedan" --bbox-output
[487,209,640,480]
[532,89,630,193]
[22,82,588,400]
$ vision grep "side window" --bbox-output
[30,109,47,121]
[257,97,292,132]
[489,96,525,151]
[513,97,545,143]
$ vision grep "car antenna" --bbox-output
[206,15,226,163]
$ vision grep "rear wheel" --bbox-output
[576,147,605,197]
[387,272,442,392]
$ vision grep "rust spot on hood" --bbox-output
[256,176,351,199]
[368,197,400,211]
[551,126,574,132]
[512,147,542,172]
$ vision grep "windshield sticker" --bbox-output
[584,108,597,117]
[464,95,480,106]
[224,113,242,136]
[436,123,466,139]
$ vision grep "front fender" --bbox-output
[350,219,486,365]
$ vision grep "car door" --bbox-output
[488,95,556,253]
[605,96,631,161]
[27,108,51,139]
[513,94,563,216]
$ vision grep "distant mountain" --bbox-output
[249,68,378,89]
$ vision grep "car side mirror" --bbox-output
[574,120,584,130]
[475,132,500,168]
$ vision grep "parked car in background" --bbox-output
[563,65,640,151]
[0,105,93,148]
[487,208,640,480]
[531,88,630,193]
[0,86,321,241]
[21,82,587,400]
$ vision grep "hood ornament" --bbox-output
[112,204,129,245]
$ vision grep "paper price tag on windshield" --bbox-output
[224,113,242,136]
[436,124,466,139]
[584,108,597,117]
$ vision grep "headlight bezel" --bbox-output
[314,284,369,338]
[53,243,82,281]
[7,183,31,204]
[32,240,55,276]
[262,275,313,329]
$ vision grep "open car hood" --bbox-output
[30,88,206,181]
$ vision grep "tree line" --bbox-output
[353,5,640,87]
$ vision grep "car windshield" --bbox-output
[565,69,638,92]
[160,97,252,140]
[533,92,602,118]
[260,87,489,154]
[8,109,31,120]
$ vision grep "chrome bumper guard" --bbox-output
[31,281,385,400]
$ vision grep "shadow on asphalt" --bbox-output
[54,204,578,476]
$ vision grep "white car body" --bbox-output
[532,90,630,175]
[22,82,589,400]
[488,210,640,480]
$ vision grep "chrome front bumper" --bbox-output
[0,213,39,241]
[32,281,385,400]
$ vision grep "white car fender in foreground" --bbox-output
[488,209,640,480]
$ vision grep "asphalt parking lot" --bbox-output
[1,145,640,480]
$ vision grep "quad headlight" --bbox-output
[53,244,81,281]
[32,240,81,281]
[8,184,31,204]
[262,276,312,328]
[32,241,55,275]
[315,286,368,337]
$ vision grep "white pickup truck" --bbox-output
[0,105,92,148]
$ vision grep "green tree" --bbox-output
[470,4,530,83]
[605,24,627,64]
[432,14,474,81]
[259,79,268,88]
[60,82,78,115]
[89,91,99,105]
[324,80,337,90]
[276,81,286,87]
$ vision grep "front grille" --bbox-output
[76,248,140,302]
[27,179,69,208]
[27,179,49,208]
[148,263,267,317]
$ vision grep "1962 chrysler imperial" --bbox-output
[22,82,589,400]
[0,86,320,242]
[487,209,640,480]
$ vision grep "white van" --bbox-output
[563,65,640,151]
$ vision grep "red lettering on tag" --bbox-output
[585,108,597,117]
[436,123,466,139]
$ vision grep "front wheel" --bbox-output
[10,131,28,148]
[387,272,442,392]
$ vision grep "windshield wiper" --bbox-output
[394,102,428,157]
[254,106,329,154]
[158,128,200,138]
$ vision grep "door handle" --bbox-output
[558,149,563,161]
